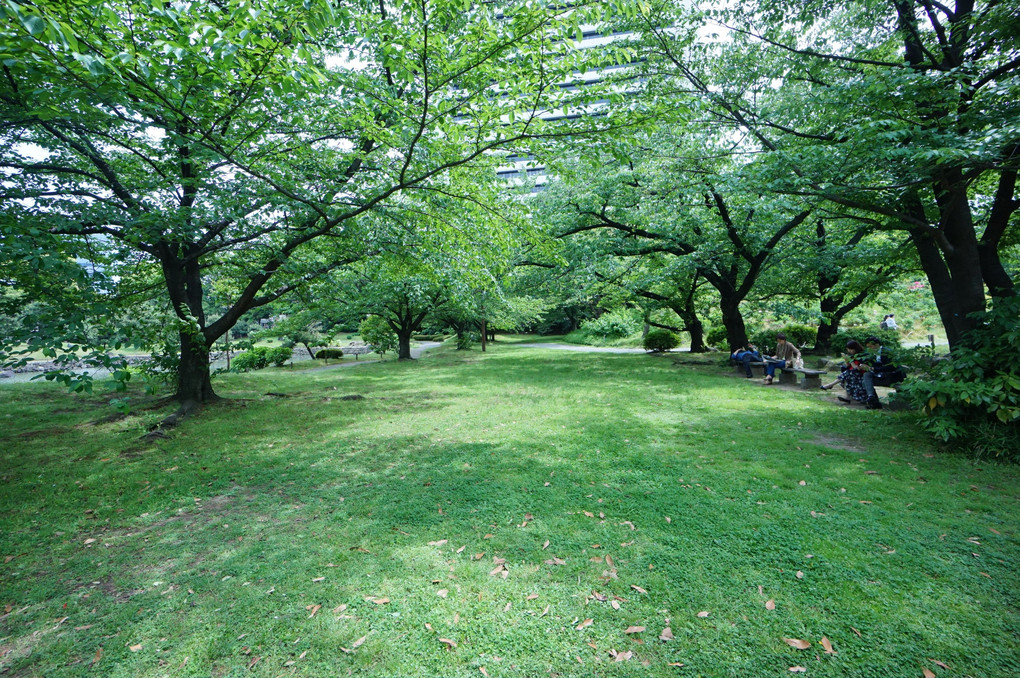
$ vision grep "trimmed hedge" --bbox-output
[644,329,680,353]
[232,346,292,372]
[315,348,344,361]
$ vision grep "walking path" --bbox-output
[512,343,661,354]
[302,341,443,370]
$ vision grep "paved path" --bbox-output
[303,341,442,370]
[513,342,670,354]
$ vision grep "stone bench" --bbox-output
[344,344,373,359]
[730,360,826,388]
[789,367,827,389]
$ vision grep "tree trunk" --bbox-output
[687,317,707,353]
[397,330,413,360]
[719,295,748,349]
[175,330,217,407]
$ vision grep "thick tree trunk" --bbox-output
[719,295,748,349]
[174,330,218,409]
[815,319,839,353]
[397,330,413,360]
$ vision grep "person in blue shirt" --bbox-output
[730,342,762,378]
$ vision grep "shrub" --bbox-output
[315,348,344,361]
[644,330,680,353]
[897,297,1020,460]
[748,324,817,352]
[706,326,728,348]
[232,347,269,372]
[827,328,901,353]
[579,309,641,341]
[266,346,292,366]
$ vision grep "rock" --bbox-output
[0,370,13,378]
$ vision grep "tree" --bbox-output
[638,0,1020,347]
[0,0,636,416]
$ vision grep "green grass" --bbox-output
[1,345,1017,677]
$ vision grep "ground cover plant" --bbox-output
[1,346,1018,677]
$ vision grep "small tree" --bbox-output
[359,316,397,356]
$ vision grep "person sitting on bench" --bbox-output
[763,333,801,385]
[730,342,762,378]
[860,336,905,410]
[821,340,869,404]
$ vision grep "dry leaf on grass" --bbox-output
[696,611,710,618]
[624,626,645,634]
[783,638,811,649]
[611,600,621,610]
[91,647,103,665]
[542,540,550,550]
[820,637,836,654]
[796,571,804,579]
[479,667,489,677]
[612,650,633,662]
[766,599,776,610]
[489,565,505,576]
[437,589,448,598]
[544,557,566,566]
[439,638,457,649]
[930,659,950,669]
[526,593,539,600]
[665,516,672,523]
[428,539,448,546]
[630,584,647,594]
[922,669,936,678]
[850,626,862,637]
[542,605,550,617]
[128,644,142,652]
[307,604,321,618]
[576,618,593,630]
[312,576,325,582]
[789,667,806,673]
[371,597,389,604]
[659,627,674,641]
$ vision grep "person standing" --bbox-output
[763,333,801,385]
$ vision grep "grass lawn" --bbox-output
[1,344,1017,677]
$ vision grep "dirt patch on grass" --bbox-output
[804,434,868,453]
[12,427,71,440]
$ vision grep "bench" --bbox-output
[344,344,373,360]
[730,360,826,388]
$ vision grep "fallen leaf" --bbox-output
[542,540,550,550]
[665,516,672,523]
[611,600,621,610]
[766,599,776,610]
[799,481,806,486]
[526,594,539,600]
[576,618,593,630]
[351,635,367,649]
[439,638,457,649]
[312,577,325,582]
[630,585,647,594]
[332,604,347,614]
[248,656,260,670]
[489,565,505,576]
[659,627,674,641]
[621,521,636,531]
[850,626,862,637]
[91,647,103,665]
[544,557,566,566]
[492,556,506,565]
[428,539,447,546]
[129,644,143,652]
[541,605,550,616]
[425,623,433,631]
[307,604,321,618]
[480,668,489,677]
[796,571,804,579]
[454,613,460,624]
[783,638,811,649]
[820,636,836,654]
[668,662,684,666]
[697,611,710,618]
[614,650,633,662]
[437,589,448,598]
[864,470,879,475]
[624,626,645,634]
[789,667,806,673]
[473,552,485,560]
[930,659,950,669]
[503,602,512,612]
[371,597,389,605]
[456,545,466,553]
[923,670,936,678]
[583,511,595,518]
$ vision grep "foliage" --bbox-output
[232,346,291,372]
[359,316,397,356]
[749,324,818,352]
[898,297,1020,459]
[578,308,642,341]
[315,348,344,361]
[706,326,729,348]
[827,329,902,353]
[643,329,680,352]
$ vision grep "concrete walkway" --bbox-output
[512,342,657,354]
[302,341,443,370]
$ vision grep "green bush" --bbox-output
[827,328,901,353]
[579,310,641,341]
[897,297,1020,460]
[315,348,344,361]
[266,346,292,366]
[749,324,817,352]
[643,330,680,353]
[706,326,728,348]
[232,347,269,372]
